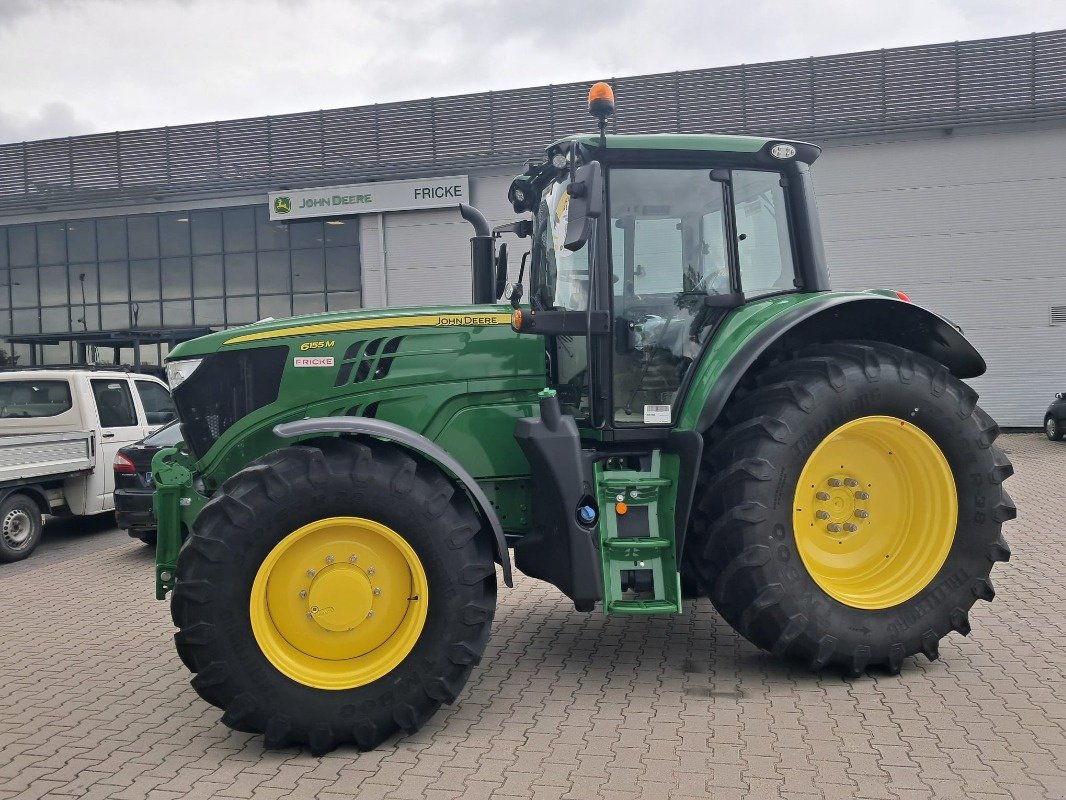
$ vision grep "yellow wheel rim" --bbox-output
[249,516,428,690]
[792,415,958,610]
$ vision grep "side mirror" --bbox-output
[494,243,508,300]
[1057,392,1064,400]
[563,161,603,252]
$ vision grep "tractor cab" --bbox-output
[506,85,827,432]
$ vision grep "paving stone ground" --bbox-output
[1,432,1064,800]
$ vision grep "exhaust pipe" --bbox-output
[460,203,495,304]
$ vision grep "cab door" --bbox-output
[89,378,143,511]
[132,378,177,436]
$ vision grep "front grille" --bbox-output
[174,346,287,459]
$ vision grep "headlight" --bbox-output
[165,358,203,391]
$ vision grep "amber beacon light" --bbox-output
[588,82,615,120]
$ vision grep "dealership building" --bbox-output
[2,30,1065,426]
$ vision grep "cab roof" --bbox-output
[550,133,820,161]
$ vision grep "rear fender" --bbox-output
[678,293,986,435]
[273,418,513,587]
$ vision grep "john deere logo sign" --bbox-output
[267,176,469,221]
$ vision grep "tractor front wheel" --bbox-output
[689,342,1014,675]
[171,439,497,753]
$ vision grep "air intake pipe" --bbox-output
[460,203,495,304]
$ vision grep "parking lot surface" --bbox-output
[0,432,1063,800]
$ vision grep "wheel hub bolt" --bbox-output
[373,588,382,596]
[325,554,335,565]
[306,569,316,578]
[816,510,830,520]
[815,491,830,501]
[844,478,858,487]
[855,491,870,500]
[349,554,357,563]
[827,523,842,533]
[299,589,307,598]
[367,567,376,576]
[306,612,314,621]
[828,478,843,487]
[843,523,859,532]
[855,509,869,519]
[367,610,375,618]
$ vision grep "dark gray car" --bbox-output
[1046,393,1066,440]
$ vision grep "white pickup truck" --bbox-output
[0,369,176,562]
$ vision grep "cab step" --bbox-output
[594,450,682,616]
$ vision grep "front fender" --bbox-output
[677,293,986,434]
[273,417,513,587]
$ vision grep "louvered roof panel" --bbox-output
[2,30,1066,213]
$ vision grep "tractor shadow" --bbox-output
[488,586,913,695]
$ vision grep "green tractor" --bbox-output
[153,83,1013,753]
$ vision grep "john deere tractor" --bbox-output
[153,83,1014,753]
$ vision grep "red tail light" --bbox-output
[895,290,911,302]
[113,453,136,474]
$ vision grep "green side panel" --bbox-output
[675,291,852,431]
[595,451,682,616]
[184,305,545,489]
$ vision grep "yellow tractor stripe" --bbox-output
[223,312,513,345]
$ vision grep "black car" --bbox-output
[113,421,182,544]
[1046,392,1066,441]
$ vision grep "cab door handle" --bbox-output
[102,433,115,439]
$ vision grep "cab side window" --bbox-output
[135,380,176,425]
[91,380,137,428]
[733,170,797,297]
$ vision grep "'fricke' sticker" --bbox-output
[294,357,335,367]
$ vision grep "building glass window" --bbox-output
[191,210,222,255]
[1,202,361,366]
[324,218,358,246]
[256,206,289,250]
[223,207,255,252]
[290,219,323,249]
[39,266,68,306]
[326,246,359,291]
[259,294,291,319]
[160,213,192,258]
[128,216,159,259]
[257,250,290,293]
[97,217,128,260]
[10,268,38,307]
[292,249,324,292]
[9,226,35,267]
[225,252,256,295]
[225,296,256,325]
[193,254,223,296]
[99,261,129,303]
[37,223,66,265]
[66,221,96,263]
[130,259,161,301]
[161,257,192,299]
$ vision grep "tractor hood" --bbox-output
[166,304,515,360]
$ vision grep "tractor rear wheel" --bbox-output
[171,439,497,753]
[688,341,1014,675]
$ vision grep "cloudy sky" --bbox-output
[2,0,1066,144]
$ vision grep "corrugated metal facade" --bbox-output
[815,122,1066,426]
